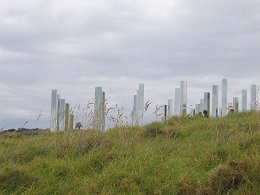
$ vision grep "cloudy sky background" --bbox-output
[1,0,260,129]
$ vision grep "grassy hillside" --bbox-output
[0,111,259,194]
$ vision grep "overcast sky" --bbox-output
[1,0,260,130]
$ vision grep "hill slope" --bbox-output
[0,112,259,194]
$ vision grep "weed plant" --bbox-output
[0,111,259,194]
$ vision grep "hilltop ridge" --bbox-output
[0,111,259,194]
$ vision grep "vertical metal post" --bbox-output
[167,99,173,119]
[138,84,144,126]
[65,103,70,131]
[132,84,144,126]
[219,108,222,117]
[233,97,239,112]
[69,114,74,130]
[164,105,167,121]
[174,88,181,116]
[58,99,66,131]
[212,85,219,117]
[94,87,105,131]
[101,92,105,131]
[94,87,101,130]
[200,99,204,114]
[241,89,247,112]
[250,84,257,110]
[222,78,228,116]
[190,109,195,117]
[57,94,61,131]
[180,81,187,116]
[204,92,210,114]
[50,89,58,132]
[135,90,139,125]
[132,95,138,125]
[195,104,200,114]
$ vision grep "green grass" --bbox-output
[0,111,259,194]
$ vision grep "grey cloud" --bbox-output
[0,0,260,129]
